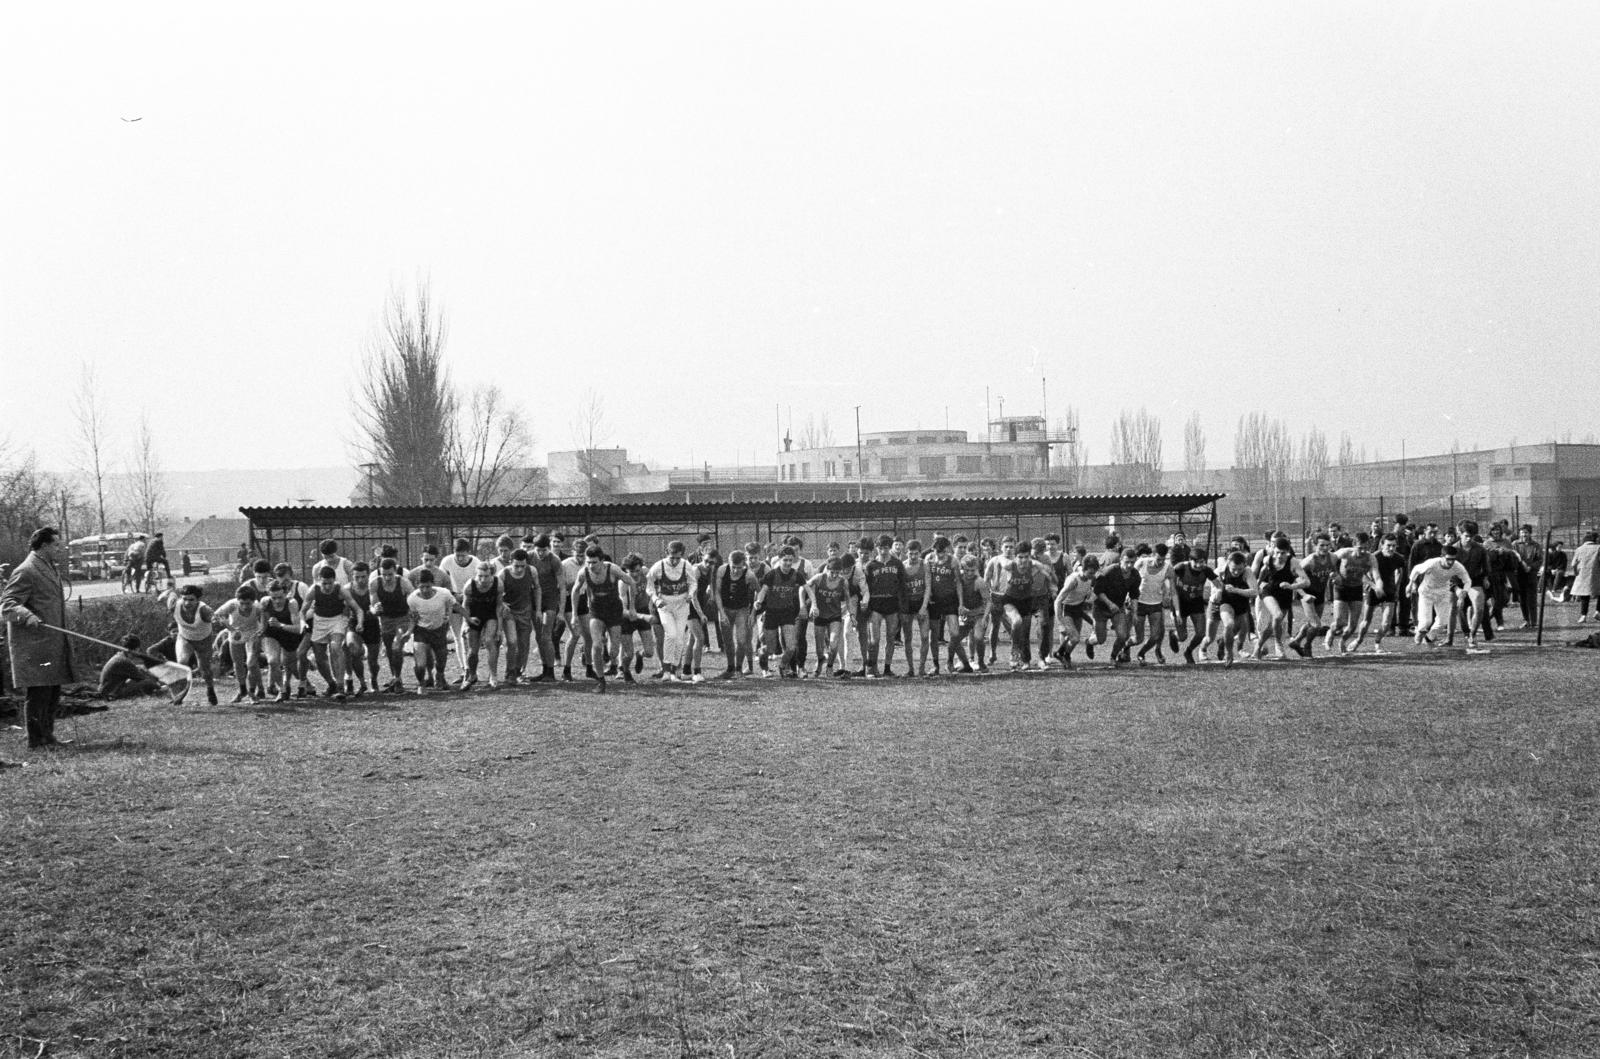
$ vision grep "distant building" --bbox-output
[167,516,251,570]
[774,417,1081,499]
[547,451,648,502]
[1321,443,1600,532]
[1177,443,1600,538]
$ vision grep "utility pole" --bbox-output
[855,405,864,502]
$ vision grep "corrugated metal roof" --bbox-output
[240,493,1225,526]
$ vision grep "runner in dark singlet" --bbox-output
[1253,538,1305,660]
[461,560,504,688]
[1326,533,1377,654]
[1212,552,1258,666]
[343,561,382,695]
[369,558,414,692]
[715,550,758,678]
[574,545,637,693]
[924,536,966,673]
[1289,535,1336,657]
[803,558,851,678]
[1351,533,1403,653]
[864,535,905,677]
[1171,548,1217,664]
[755,547,806,678]
[898,542,932,677]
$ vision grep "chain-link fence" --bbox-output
[1215,494,1599,546]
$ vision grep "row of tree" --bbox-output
[0,366,166,566]
[1046,408,1383,496]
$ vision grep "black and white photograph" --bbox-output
[3,2,1599,1055]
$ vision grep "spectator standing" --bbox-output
[1572,532,1600,623]
[1510,525,1544,628]
[1,528,78,750]
[144,532,169,588]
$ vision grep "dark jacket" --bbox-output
[1,551,77,688]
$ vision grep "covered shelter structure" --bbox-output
[240,494,1224,571]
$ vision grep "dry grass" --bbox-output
[3,640,1599,1057]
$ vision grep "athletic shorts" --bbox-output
[310,615,348,644]
[265,627,303,651]
[1060,602,1091,625]
[763,610,799,629]
[625,617,653,635]
[412,624,448,654]
[354,617,381,646]
[1335,586,1365,604]
[589,599,624,628]
[814,611,842,627]
[869,599,900,617]
[927,599,958,622]
[1136,602,1163,617]
[1178,600,1208,618]
[1364,589,1391,609]
[1003,595,1035,616]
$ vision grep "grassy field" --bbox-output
[4,634,1600,1057]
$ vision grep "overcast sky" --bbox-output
[4,1,1597,476]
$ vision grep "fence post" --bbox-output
[1537,528,1553,647]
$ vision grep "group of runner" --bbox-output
[101,516,1594,702]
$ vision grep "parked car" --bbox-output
[180,552,211,575]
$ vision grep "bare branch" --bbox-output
[71,362,111,536]
[1107,408,1163,492]
[352,282,456,505]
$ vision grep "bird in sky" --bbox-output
[121,116,142,123]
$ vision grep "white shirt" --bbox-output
[646,557,698,605]
[408,588,456,629]
[442,554,478,593]
[1412,557,1467,595]
[1133,557,1172,605]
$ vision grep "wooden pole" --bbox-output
[1537,527,1553,647]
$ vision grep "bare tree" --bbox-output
[1337,432,1357,467]
[570,388,615,502]
[1292,427,1329,496]
[0,442,61,565]
[1182,413,1206,489]
[71,363,111,536]
[121,413,169,531]
[449,384,538,505]
[1054,407,1087,488]
[1107,407,1163,492]
[1234,413,1293,525]
[353,283,456,505]
[797,414,835,450]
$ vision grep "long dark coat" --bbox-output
[1,551,77,688]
